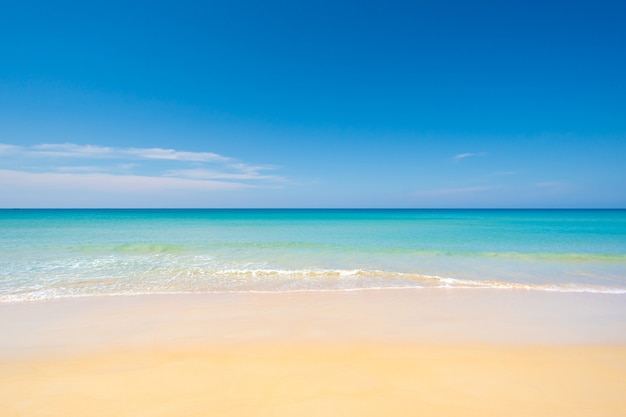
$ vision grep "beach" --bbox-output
[3,0,626,412]
[2,209,626,415]
[2,289,626,416]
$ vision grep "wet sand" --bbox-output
[1,289,626,416]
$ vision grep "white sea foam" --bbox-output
[2,267,625,303]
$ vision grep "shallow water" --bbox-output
[1,209,625,301]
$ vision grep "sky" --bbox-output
[1,0,625,208]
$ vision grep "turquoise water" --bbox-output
[1,209,625,301]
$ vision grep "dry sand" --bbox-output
[1,289,626,416]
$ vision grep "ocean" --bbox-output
[1,209,625,301]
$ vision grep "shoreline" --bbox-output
[2,288,626,416]
[2,288,626,356]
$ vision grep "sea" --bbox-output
[1,209,625,302]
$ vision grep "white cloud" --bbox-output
[30,143,114,157]
[165,168,286,182]
[125,147,230,163]
[453,152,486,161]
[0,144,21,155]
[56,166,111,173]
[18,143,230,163]
[55,164,137,174]
[536,181,562,188]
[0,142,284,183]
[0,169,251,208]
[0,169,246,191]
[0,142,286,206]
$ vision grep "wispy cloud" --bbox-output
[125,147,230,163]
[453,152,486,161]
[30,143,114,157]
[0,169,250,207]
[165,168,286,182]
[535,181,562,188]
[20,143,231,163]
[0,144,21,155]
[0,169,247,192]
[55,163,137,174]
[56,165,114,173]
[0,142,286,201]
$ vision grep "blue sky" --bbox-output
[1,0,625,207]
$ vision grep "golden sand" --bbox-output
[2,344,625,417]
[1,289,626,416]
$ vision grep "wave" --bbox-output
[2,268,625,303]
[193,268,626,293]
